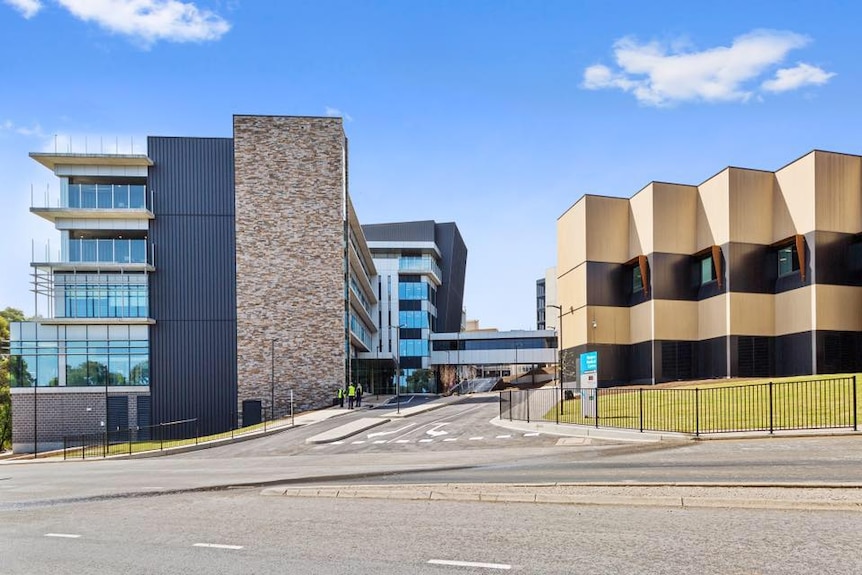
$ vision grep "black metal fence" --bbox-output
[63,418,199,460]
[499,376,859,436]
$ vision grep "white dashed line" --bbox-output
[194,543,244,550]
[394,439,411,444]
[45,533,80,539]
[373,440,387,444]
[419,439,434,443]
[524,432,540,437]
[495,435,512,439]
[443,438,458,442]
[468,436,484,441]
[428,559,511,570]
[351,440,366,444]
[332,441,344,445]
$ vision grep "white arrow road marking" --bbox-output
[426,423,450,437]
[367,423,417,438]
[194,543,244,550]
[428,559,511,570]
[45,533,80,539]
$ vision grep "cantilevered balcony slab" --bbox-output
[30,207,155,223]
[39,317,155,326]
[30,152,153,171]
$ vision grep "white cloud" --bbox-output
[1,120,47,138]
[325,107,353,122]
[583,30,834,106]
[3,0,42,18]
[762,62,835,92]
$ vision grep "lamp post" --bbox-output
[547,304,563,415]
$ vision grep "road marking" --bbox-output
[419,439,434,443]
[367,423,417,438]
[495,435,512,439]
[426,423,450,437]
[332,441,344,445]
[428,559,511,570]
[194,543,244,550]
[394,439,411,444]
[443,438,458,442]
[373,440,387,444]
[351,440,366,444]
[45,533,80,539]
[468,436,483,441]
[524,432,540,437]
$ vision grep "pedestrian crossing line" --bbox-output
[495,435,512,439]
[373,440,387,444]
[443,438,458,442]
[468,436,483,441]
[332,441,345,445]
[393,439,411,444]
[351,440,366,444]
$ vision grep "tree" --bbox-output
[406,368,434,392]
[0,307,25,450]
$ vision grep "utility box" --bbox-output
[242,400,262,427]
[581,372,597,418]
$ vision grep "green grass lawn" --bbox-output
[543,374,860,434]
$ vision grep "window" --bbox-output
[632,265,643,293]
[699,255,716,285]
[778,245,799,277]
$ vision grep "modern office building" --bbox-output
[355,221,467,394]
[9,115,381,452]
[556,149,862,386]
[536,267,557,332]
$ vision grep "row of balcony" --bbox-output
[33,184,148,211]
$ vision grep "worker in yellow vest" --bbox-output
[347,383,356,409]
[336,387,344,408]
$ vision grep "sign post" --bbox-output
[579,351,598,418]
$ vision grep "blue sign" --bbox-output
[580,351,598,373]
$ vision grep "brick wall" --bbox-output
[233,115,347,414]
[11,390,149,453]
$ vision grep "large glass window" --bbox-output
[67,183,147,209]
[700,255,716,285]
[632,265,643,293]
[399,310,429,329]
[778,245,799,276]
[399,281,429,300]
[61,279,149,318]
[68,238,148,264]
[399,339,429,357]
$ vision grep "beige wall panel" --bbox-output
[629,300,653,344]
[729,293,775,336]
[773,287,814,335]
[814,152,862,234]
[698,294,728,341]
[629,185,654,257]
[585,195,630,263]
[696,170,730,250]
[567,306,588,348]
[652,184,698,254]
[558,198,586,273]
[815,285,862,331]
[590,305,631,345]
[557,263,586,314]
[728,169,775,245]
[774,152,815,239]
[653,300,698,341]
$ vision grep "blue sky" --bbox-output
[1,0,859,330]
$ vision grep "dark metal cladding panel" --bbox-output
[147,137,237,435]
[434,222,467,333]
[362,220,435,242]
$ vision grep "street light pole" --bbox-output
[391,325,406,415]
[547,304,563,415]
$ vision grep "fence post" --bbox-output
[195,419,199,445]
[769,381,774,435]
[509,391,513,421]
[526,390,531,423]
[595,389,599,428]
[103,431,107,458]
[81,435,85,460]
[499,392,503,419]
[63,436,67,461]
[556,387,560,425]
[695,388,700,437]
[128,431,132,456]
[160,423,164,451]
[639,388,644,433]
[853,375,858,432]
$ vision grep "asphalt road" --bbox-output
[2,488,860,575]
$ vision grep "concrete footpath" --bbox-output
[262,482,862,512]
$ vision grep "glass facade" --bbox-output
[59,277,148,318]
[66,183,146,210]
[68,238,148,264]
[700,255,716,284]
[399,310,429,329]
[399,255,442,280]
[9,323,149,388]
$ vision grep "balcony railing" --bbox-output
[31,184,149,211]
[399,256,442,281]
[68,238,149,265]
